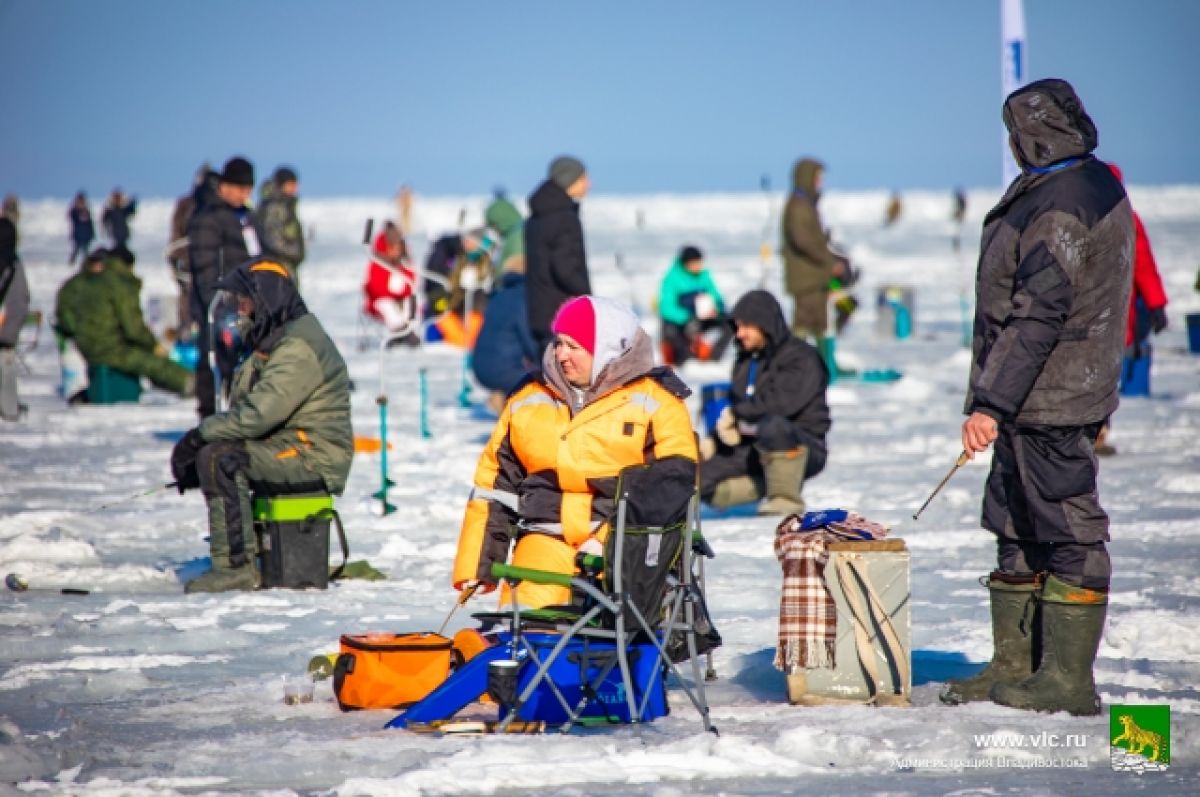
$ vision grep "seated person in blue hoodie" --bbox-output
[471,259,539,413]
[658,245,731,365]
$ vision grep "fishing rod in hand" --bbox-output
[912,452,970,521]
[437,582,480,636]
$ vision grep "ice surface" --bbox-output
[2,187,1198,795]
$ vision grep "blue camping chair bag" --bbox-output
[501,633,667,724]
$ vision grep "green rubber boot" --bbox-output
[184,562,259,594]
[940,574,1039,705]
[990,575,1107,716]
[816,335,857,381]
[757,448,808,516]
[185,491,260,594]
[709,475,763,509]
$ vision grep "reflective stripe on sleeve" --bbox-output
[469,486,519,512]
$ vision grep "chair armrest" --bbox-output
[577,553,604,574]
[490,562,574,588]
[692,533,716,559]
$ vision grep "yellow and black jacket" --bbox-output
[452,332,697,606]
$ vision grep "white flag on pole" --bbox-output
[1001,0,1027,186]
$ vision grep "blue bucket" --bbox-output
[700,382,731,436]
[1186,313,1200,354]
[170,340,200,371]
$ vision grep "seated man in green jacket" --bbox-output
[68,246,193,397]
[54,248,107,404]
[170,258,354,593]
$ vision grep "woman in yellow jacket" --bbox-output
[453,295,698,608]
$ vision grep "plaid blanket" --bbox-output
[773,510,890,672]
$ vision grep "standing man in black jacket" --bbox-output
[524,155,591,352]
[699,289,829,515]
[941,79,1134,717]
[187,156,259,418]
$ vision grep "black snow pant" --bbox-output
[197,442,253,566]
[699,415,826,501]
[69,238,93,266]
[196,440,327,567]
[661,317,733,366]
[191,282,217,419]
[983,421,1112,591]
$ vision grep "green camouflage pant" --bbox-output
[97,347,191,395]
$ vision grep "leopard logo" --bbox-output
[1112,714,1163,762]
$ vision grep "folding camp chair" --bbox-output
[489,464,717,734]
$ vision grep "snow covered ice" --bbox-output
[2,187,1199,795]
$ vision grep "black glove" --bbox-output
[1149,306,1168,335]
[170,428,205,493]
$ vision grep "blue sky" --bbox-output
[2,0,1197,197]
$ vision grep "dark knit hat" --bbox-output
[679,245,703,264]
[273,165,298,184]
[110,244,136,266]
[218,156,255,187]
[549,156,586,190]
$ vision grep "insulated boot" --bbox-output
[990,575,1107,716]
[940,574,1039,705]
[816,336,857,382]
[185,494,259,594]
[708,475,763,509]
[757,448,808,516]
[184,562,259,594]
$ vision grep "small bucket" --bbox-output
[700,382,731,436]
[875,286,915,340]
[1186,313,1200,354]
[254,493,345,590]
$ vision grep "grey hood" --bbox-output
[1003,78,1098,170]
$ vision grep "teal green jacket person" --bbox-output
[659,252,724,327]
[72,247,192,396]
[658,245,732,365]
[485,196,525,276]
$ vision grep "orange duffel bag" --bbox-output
[333,632,454,711]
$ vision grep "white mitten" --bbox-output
[579,538,604,556]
